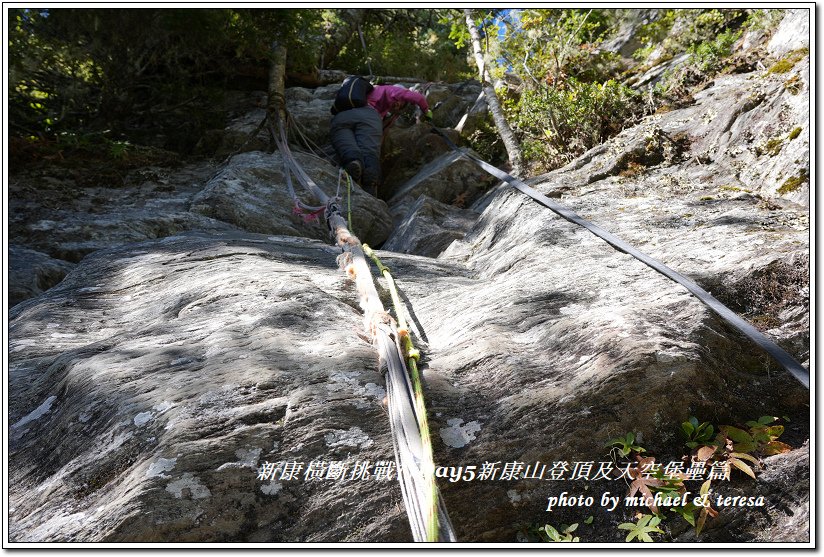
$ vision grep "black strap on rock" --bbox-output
[429,125,809,389]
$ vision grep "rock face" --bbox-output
[7,162,235,265]
[8,232,413,542]
[383,196,479,257]
[190,150,395,247]
[7,10,810,545]
[8,247,76,308]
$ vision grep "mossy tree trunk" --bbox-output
[464,9,524,176]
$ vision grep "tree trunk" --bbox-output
[464,9,524,176]
[267,42,288,124]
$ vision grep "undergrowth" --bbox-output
[528,415,794,543]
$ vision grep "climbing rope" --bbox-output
[283,149,326,223]
[338,169,354,231]
[273,112,456,542]
[363,244,456,542]
[427,124,810,390]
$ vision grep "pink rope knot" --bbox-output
[292,202,325,223]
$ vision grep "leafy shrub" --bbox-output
[465,115,507,166]
[687,28,742,73]
[633,9,745,65]
[507,78,642,172]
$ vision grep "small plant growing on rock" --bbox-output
[681,416,717,450]
[675,479,719,535]
[599,415,793,541]
[606,432,646,457]
[784,75,803,95]
[618,514,664,542]
[538,522,580,542]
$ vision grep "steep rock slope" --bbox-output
[7,10,810,544]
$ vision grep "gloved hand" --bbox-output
[424,110,434,121]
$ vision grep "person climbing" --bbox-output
[330,77,432,197]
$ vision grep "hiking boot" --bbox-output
[344,159,363,183]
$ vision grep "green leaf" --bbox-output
[762,440,793,456]
[681,421,695,437]
[729,458,757,479]
[723,426,753,444]
[544,525,561,541]
[758,415,777,425]
[730,452,760,465]
[671,506,696,527]
[584,515,594,525]
[732,441,758,454]
[751,431,771,444]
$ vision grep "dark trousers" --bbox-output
[330,106,382,192]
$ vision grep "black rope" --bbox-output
[428,125,810,389]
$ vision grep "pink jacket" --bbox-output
[367,85,429,118]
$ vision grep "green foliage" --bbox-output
[465,116,507,166]
[8,8,288,150]
[606,432,646,457]
[743,9,785,31]
[680,416,717,450]
[687,28,742,73]
[328,9,472,81]
[617,514,664,542]
[633,9,745,65]
[778,163,807,189]
[643,10,758,114]
[606,415,792,540]
[660,479,718,536]
[108,140,130,160]
[632,10,678,61]
[498,9,618,85]
[8,7,473,156]
[508,78,641,172]
[538,522,580,542]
